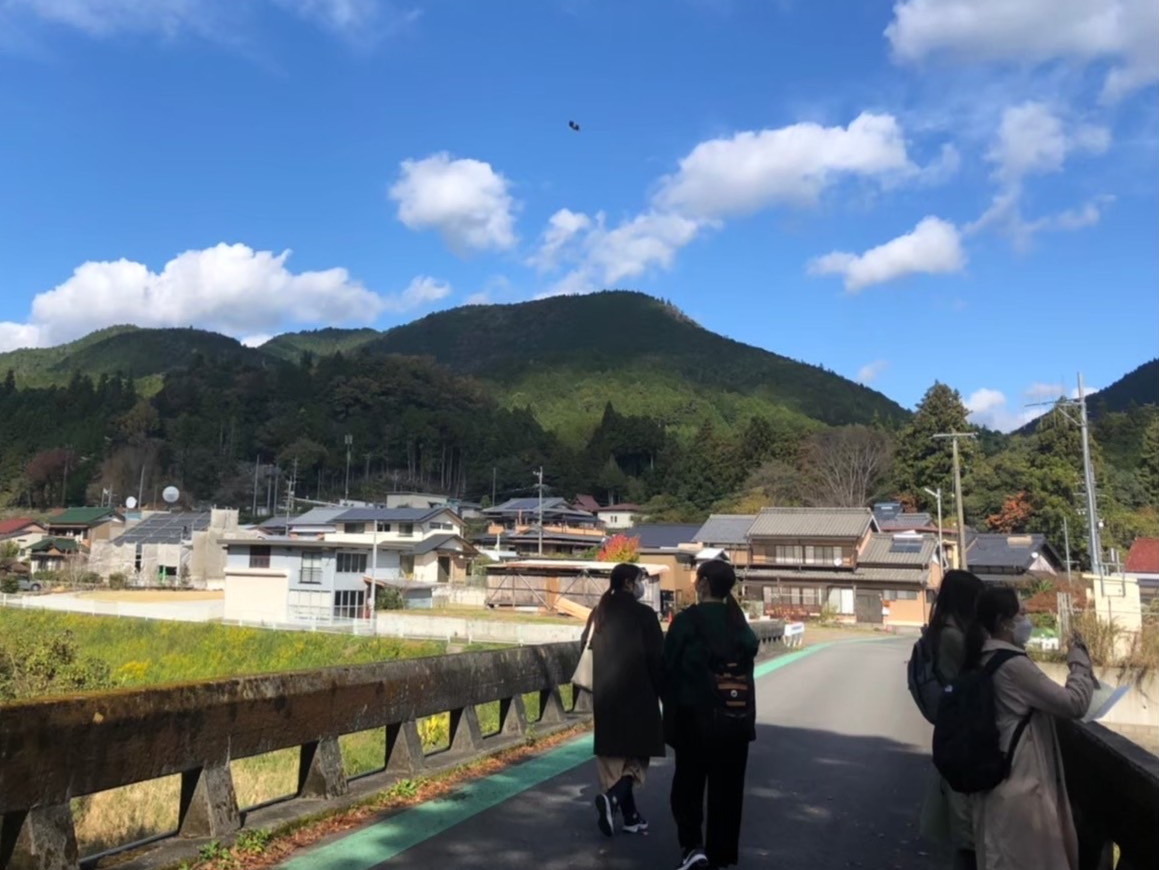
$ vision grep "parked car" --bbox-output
[16,577,42,593]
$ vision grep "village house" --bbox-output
[220,505,476,624]
[27,537,82,575]
[477,497,605,557]
[595,503,642,530]
[88,509,238,587]
[964,531,1063,585]
[44,507,124,547]
[1123,537,1159,607]
[0,517,46,557]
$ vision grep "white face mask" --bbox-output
[1013,615,1033,648]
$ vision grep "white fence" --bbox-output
[0,593,225,623]
[375,611,584,645]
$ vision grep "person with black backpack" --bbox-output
[913,569,984,870]
[935,586,1094,870]
[662,559,758,870]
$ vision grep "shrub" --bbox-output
[79,572,101,587]
[0,628,112,701]
[108,573,128,590]
[376,586,405,611]
[0,575,17,595]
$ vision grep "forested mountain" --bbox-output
[0,292,1154,568]
[1090,359,1159,417]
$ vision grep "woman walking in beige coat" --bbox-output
[966,586,1095,870]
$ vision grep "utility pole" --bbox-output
[535,466,545,556]
[492,466,497,507]
[251,456,260,519]
[1063,515,1073,583]
[364,452,372,484]
[1025,373,1103,583]
[923,486,945,570]
[933,432,976,570]
[1076,373,1103,584]
[344,435,353,502]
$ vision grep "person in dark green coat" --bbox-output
[663,559,758,870]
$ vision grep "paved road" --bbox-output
[285,639,941,870]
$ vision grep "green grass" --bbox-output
[0,609,445,690]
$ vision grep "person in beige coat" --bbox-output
[966,586,1095,870]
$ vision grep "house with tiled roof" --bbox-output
[740,507,942,626]
[1124,537,1159,606]
[0,517,46,557]
[964,532,1063,585]
[692,514,757,565]
[45,507,124,546]
[27,537,82,574]
[479,497,603,557]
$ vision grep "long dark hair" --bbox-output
[929,569,984,640]
[965,586,1021,668]
[592,562,642,628]
[696,559,747,628]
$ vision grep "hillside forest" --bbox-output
[0,293,1156,571]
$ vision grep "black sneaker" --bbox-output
[594,793,614,837]
[676,848,708,870]
[622,813,649,834]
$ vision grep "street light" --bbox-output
[923,486,945,571]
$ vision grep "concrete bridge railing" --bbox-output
[0,620,789,870]
[1058,719,1159,870]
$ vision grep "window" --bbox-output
[431,521,454,531]
[249,545,271,569]
[343,523,366,535]
[333,590,365,619]
[399,523,415,537]
[774,545,803,565]
[881,589,919,601]
[337,552,368,574]
[376,521,391,533]
[300,552,323,584]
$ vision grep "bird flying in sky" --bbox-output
[568,120,580,132]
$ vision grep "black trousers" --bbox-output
[669,718,750,867]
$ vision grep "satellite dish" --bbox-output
[162,486,180,505]
[125,496,138,510]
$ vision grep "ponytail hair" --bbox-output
[593,562,642,630]
[965,586,1020,669]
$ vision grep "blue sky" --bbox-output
[1,0,1156,430]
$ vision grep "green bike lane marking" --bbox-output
[281,640,840,870]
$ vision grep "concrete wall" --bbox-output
[223,571,290,623]
[376,611,584,645]
[1038,667,1154,736]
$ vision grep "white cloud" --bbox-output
[857,360,889,384]
[885,0,1159,103]
[528,208,592,272]
[1025,382,1065,399]
[965,387,1045,431]
[389,152,518,256]
[2,0,414,42]
[0,321,42,352]
[0,243,447,352]
[989,102,1109,184]
[585,211,702,284]
[965,103,1114,247]
[386,275,451,312]
[808,216,965,292]
[240,333,274,348]
[464,292,491,306]
[655,112,913,219]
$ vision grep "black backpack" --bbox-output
[932,649,1033,794]
[907,627,944,724]
[688,605,755,741]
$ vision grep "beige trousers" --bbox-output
[596,756,650,792]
